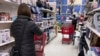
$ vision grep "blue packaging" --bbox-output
[36,14,42,22]
[98,0,100,7]
[94,47,100,56]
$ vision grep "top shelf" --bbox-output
[88,8,100,14]
[40,8,55,13]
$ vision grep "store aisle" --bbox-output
[44,33,79,56]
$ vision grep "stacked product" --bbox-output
[0,29,11,44]
[0,12,11,21]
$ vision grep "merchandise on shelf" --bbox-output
[0,29,11,44]
[31,6,37,14]
[36,14,42,22]
[0,12,11,21]
[36,0,43,8]
[94,47,100,56]
[91,47,100,56]
[43,20,48,28]
[31,6,41,14]
[90,32,100,47]
[98,0,100,7]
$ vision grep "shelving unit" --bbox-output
[39,2,56,43]
[86,1,100,55]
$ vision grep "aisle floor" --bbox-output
[44,33,79,56]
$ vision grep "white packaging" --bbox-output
[1,29,10,43]
[4,29,10,41]
[0,52,9,56]
[1,30,5,43]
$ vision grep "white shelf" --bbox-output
[85,22,100,37]
[0,0,18,7]
[42,17,55,20]
[40,8,54,13]
[42,18,50,20]
[0,38,15,47]
[0,21,13,24]
[88,8,100,14]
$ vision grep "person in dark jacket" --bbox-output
[78,32,89,56]
[10,3,43,56]
[72,14,77,30]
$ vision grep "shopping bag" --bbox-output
[10,46,20,56]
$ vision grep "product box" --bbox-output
[0,29,10,43]
[1,30,5,43]
[4,29,10,41]
[43,20,48,28]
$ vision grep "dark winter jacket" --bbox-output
[10,15,43,56]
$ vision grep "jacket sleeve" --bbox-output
[30,22,43,35]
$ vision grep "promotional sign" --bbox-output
[93,13,100,32]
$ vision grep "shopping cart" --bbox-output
[34,33,46,56]
[61,25,74,44]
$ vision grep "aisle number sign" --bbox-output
[93,13,100,32]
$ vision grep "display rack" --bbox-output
[86,4,100,55]
[36,2,56,43]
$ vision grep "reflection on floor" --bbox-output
[44,33,78,56]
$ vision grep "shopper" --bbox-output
[10,3,43,56]
[72,14,77,30]
[78,32,89,56]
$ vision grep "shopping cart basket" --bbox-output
[61,25,74,44]
[34,32,46,56]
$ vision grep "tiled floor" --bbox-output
[44,33,79,56]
